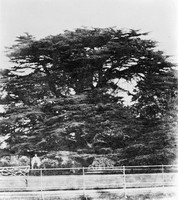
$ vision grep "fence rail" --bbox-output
[0,165,177,198]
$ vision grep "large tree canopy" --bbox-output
[0,27,177,165]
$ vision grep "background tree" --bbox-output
[0,27,177,165]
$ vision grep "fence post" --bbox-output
[82,167,86,197]
[40,168,44,200]
[123,166,126,198]
[162,165,165,190]
[25,169,29,187]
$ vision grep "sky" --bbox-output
[0,0,178,109]
[0,0,178,69]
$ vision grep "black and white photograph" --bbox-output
[0,0,178,199]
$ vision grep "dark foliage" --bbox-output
[0,27,177,165]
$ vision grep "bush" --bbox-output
[88,157,115,168]
[41,158,59,168]
[19,156,30,166]
[0,157,10,167]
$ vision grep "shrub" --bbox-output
[19,156,30,166]
[0,157,10,167]
[88,157,115,168]
[41,158,59,168]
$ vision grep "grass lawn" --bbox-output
[0,172,177,199]
[0,173,176,191]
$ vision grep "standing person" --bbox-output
[72,160,75,173]
[31,154,41,169]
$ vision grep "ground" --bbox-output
[0,172,177,199]
[0,187,177,200]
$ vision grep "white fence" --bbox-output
[0,165,177,199]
